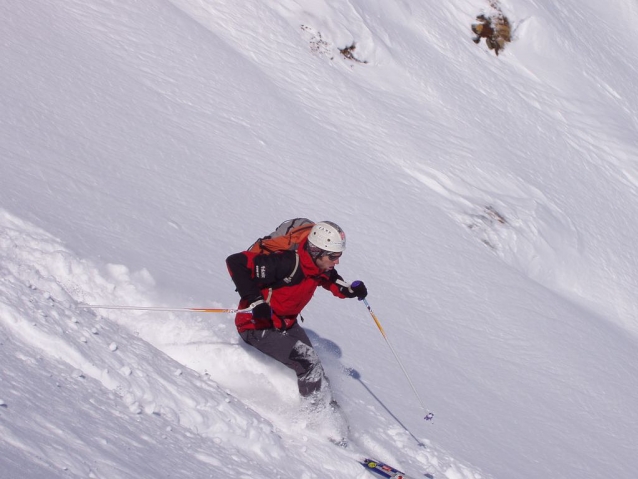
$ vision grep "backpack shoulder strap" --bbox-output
[263,252,301,302]
[283,253,300,284]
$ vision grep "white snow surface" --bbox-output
[2,0,638,478]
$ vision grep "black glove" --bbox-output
[251,301,272,321]
[341,280,367,300]
[351,280,368,300]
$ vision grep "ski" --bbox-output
[359,457,433,479]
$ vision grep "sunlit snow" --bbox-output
[2,0,638,478]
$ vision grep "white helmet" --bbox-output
[308,221,346,252]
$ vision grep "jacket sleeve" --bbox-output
[320,269,350,299]
[226,251,298,302]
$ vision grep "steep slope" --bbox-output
[2,0,638,478]
[0,210,481,478]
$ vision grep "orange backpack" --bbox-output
[247,218,315,285]
[248,218,315,254]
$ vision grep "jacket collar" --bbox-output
[298,239,324,277]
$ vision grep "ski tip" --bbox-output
[360,458,407,478]
[359,457,435,479]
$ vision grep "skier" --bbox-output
[226,221,367,407]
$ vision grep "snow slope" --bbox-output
[2,0,638,478]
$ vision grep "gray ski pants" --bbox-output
[240,323,325,397]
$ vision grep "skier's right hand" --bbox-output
[350,280,368,300]
[339,280,367,300]
[251,301,272,321]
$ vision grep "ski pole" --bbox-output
[361,296,434,421]
[78,304,254,314]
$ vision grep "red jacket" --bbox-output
[226,239,348,332]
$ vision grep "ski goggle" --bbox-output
[324,251,343,261]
